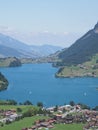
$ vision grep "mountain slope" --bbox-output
[56,53,98,77]
[58,22,98,66]
[30,44,62,56]
[0,44,23,57]
[0,33,62,58]
[0,33,40,58]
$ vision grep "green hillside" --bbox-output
[0,57,21,67]
[0,72,9,91]
[56,53,98,77]
[55,23,98,66]
[55,23,98,77]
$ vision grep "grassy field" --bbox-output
[0,105,40,117]
[0,104,35,110]
[53,123,83,130]
[0,116,83,130]
[41,123,83,130]
[56,54,98,77]
[0,116,49,130]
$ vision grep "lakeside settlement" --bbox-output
[0,103,98,130]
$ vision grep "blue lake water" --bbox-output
[0,63,98,107]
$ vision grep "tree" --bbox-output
[17,107,22,113]
[69,101,75,106]
[7,99,17,105]
[62,108,66,113]
[78,103,90,110]
[23,109,33,117]
[0,123,4,127]
[37,102,43,108]
[54,105,58,112]
[5,120,11,124]
[38,108,43,114]
[23,100,33,105]
[93,106,98,111]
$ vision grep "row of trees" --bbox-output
[0,99,43,107]
[0,99,98,111]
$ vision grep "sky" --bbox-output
[0,0,98,47]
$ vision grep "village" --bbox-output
[0,109,22,124]
[0,104,97,130]
[24,105,98,130]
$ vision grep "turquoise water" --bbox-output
[0,63,98,107]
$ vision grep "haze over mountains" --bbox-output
[0,26,81,47]
[0,33,62,58]
[0,22,98,62]
[57,22,98,66]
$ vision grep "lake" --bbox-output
[0,63,98,107]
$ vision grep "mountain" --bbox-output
[0,44,23,57]
[0,26,81,47]
[57,22,98,66]
[0,33,62,58]
[55,22,98,77]
[30,44,62,56]
[0,33,39,58]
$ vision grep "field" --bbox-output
[56,54,98,77]
[0,115,83,130]
[0,105,38,113]
[0,119,83,130]
[52,123,83,130]
[41,123,83,130]
[0,116,49,130]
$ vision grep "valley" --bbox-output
[0,1,98,130]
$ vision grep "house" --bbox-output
[0,118,7,123]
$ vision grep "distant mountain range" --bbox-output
[30,44,62,56]
[57,22,98,66]
[0,33,62,58]
[0,26,81,47]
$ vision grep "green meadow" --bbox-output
[0,116,49,130]
[0,118,83,130]
[0,115,83,130]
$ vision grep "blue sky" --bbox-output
[0,0,98,47]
